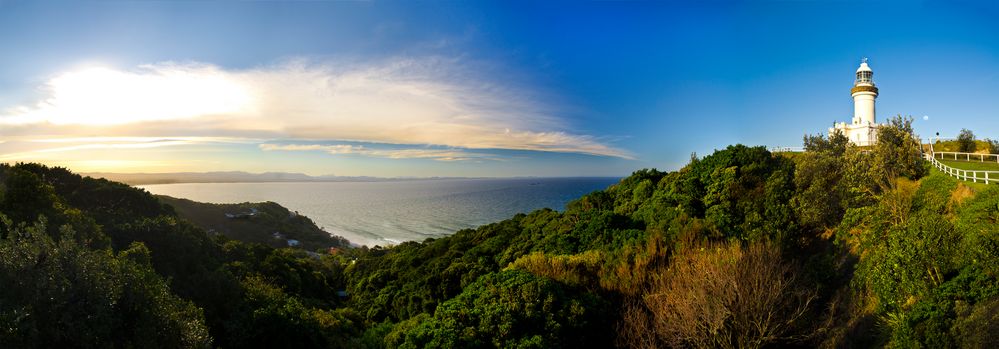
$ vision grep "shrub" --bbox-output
[986,138,999,155]
[958,128,976,152]
[623,241,816,348]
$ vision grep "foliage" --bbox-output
[0,218,211,348]
[958,128,976,153]
[871,115,928,186]
[0,163,357,348]
[225,276,363,348]
[622,241,816,349]
[396,270,610,348]
[988,138,999,154]
[793,131,850,230]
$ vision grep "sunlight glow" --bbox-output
[0,60,630,160]
[9,65,253,125]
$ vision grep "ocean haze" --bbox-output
[85,171,400,185]
[139,177,620,247]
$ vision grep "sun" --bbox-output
[11,65,254,126]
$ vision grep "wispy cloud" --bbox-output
[259,143,498,162]
[0,137,247,161]
[0,58,631,159]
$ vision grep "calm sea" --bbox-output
[139,178,619,247]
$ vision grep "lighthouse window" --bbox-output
[857,71,872,83]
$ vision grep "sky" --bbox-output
[0,0,997,177]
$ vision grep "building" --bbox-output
[830,58,880,146]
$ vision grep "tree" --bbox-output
[398,270,610,348]
[0,218,211,348]
[226,276,362,348]
[986,138,999,155]
[793,132,851,230]
[869,115,928,190]
[958,128,976,153]
[858,210,961,312]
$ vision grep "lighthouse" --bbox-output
[830,58,880,146]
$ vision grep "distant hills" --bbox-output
[81,171,457,185]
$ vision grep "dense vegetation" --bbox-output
[1,115,997,347]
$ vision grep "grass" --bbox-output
[937,158,999,171]
[924,167,990,192]
[930,158,998,188]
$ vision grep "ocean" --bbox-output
[139,177,620,247]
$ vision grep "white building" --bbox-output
[830,58,880,146]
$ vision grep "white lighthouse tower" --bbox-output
[830,58,880,146]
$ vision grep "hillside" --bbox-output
[0,117,997,348]
[156,195,350,251]
[930,139,996,154]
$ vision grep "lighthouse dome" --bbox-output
[856,61,872,73]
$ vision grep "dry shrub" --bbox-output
[880,178,919,225]
[948,182,974,210]
[620,241,816,349]
[602,231,672,296]
[506,250,603,288]
[619,297,659,349]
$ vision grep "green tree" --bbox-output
[0,218,211,348]
[957,128,976,152]
[869,115,928,190]
[793,131,850,230]
[859,211,961,311]
[986,138,999,155]
[399,270,610,348]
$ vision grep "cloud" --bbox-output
[0,137,249,161]
[2,65,252,126]
[259,143,498,162]
[0,58,631,159]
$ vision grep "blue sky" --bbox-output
[0,0,997,177]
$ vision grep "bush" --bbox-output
[793,132,850,230]
[0,218,211,348]
[958,128,976,153]
[623,241,816,348]
[986,138,999,155]
[398,270,611,348]
[871,116,928,188]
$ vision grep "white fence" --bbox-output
[925,151,999,184]
[932,151,999,163]
[768,146,804,153]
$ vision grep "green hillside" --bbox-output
[157,195,349,252]
[1,116,998,347]
[930,139,995,153]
